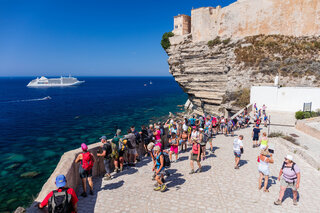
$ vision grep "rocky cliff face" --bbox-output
[167,34,320,115]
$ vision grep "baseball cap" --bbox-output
[147,142,155,151]
[154,146,160,151]
[285,155,293,161]
[81,143,88,151]
[55,175,66,188]
[100,135,107,140]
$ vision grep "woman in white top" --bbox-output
[189,127,200,144]
[258,149,274,192]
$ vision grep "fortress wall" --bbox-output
[191,0,320,42]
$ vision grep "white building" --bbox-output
[250,86,320,112]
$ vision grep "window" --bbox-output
[175,25,178,29]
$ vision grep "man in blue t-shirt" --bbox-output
[189,115,196,127]
[252,125,260,148]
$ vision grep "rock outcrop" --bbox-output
[166,0,320,115]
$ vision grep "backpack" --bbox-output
[134,131,141,144]
[110,142,119,159]
[157,153,171,168]
[281,162,297,179]
[48,188,72,213]
[203,133,209,143]
[81,152,94,171]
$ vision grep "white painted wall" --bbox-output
[250,86,320,112]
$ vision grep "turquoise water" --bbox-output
[0,77,187,212]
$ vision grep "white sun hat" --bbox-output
[285,154,293,161]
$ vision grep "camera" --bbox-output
[96,148,102,154]
[268,148,274,154]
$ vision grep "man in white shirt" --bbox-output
[233,135,244,169]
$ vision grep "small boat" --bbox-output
[43,96,52,100]
[149,81,152,85]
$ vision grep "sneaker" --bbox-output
[196,168,202,173]
[154,185,161,191]
[189,169,195,174]
[90,190,94,195]
[104,175,111,180]
[120,167,123,172]
[80,192,87,197]
[293,199,298,206]
[274,199,282,205]
[235,166,239,169]
[114,168,118,173]
[252,145,255,148]
[160,184,167,192]
[154,183,159,187]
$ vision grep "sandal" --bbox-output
[264,189,269,192]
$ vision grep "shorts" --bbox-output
[79,166,92,179]
[156,168,166,177]
[190,153,201,162]
[179,139,187,145]
[170,145,178,154]
[128,148,137,155]
[234,151,241,158]
[280,177,297,191]
[253,136,259,141]
[220,124,225,129]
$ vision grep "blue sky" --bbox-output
[0,0,236,76]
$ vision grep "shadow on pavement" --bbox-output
[112,167,138,178]
[283,188,300,202]
[135,157,152,168]
[77,177,103,213]
[201,165,211,172]
[239,159,248,167]
[178,156,189,162]
[101,180,124,191]
[165,169,185,190]
[266,176,277,189]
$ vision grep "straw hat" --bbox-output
[260,149,270,156]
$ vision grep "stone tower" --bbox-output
[172,14,191,36]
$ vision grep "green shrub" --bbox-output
[222,38,231,45]
[295,111,304,119]
[161,32,174,50]
[208,37,221,48]
[295,110,320,119]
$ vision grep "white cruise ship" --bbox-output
[27,76,85,87]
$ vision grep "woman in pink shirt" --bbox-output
[189,139,202,174]
[154,126,162,149]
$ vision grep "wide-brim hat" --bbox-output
[260,149,269,156]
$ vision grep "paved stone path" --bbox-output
[77,124,320,213]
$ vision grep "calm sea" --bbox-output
[0,77,187,212]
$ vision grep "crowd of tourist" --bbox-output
[38,104,301,212]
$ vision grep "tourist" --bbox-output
[140,125,149,156]
[182,118,189,132]
[199,128,207,161]
[169,132,179,162]
[75,143,94,197]
[263,113,268,127]
[38,175,78,213]
[211,116,218,135]
[205,127,214,153]
[153,146,167,192]
[131,126,141,162]
[97,135,113,180]
[111,129,122,173]
[189,115,196,127]
[258,149,274,192]
[153,125,162,149]
[274,155,301,206]
[233,135,244,169]
[189,138,202,174]
[180,130,188,152]
[227,118,234,136]
[252,124,260,148]
[259,132,268,150]
[262,104,267,114]
[126,129,137,166]
[189,126,199,144]
[118,138,128,172]
[220,116,227,135]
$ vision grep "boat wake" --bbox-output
[0,96,52,103]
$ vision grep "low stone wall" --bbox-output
[26,142,106,212]
[296,117,320,140]
[26,129,170,212]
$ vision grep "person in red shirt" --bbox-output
[38,175,78,213]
